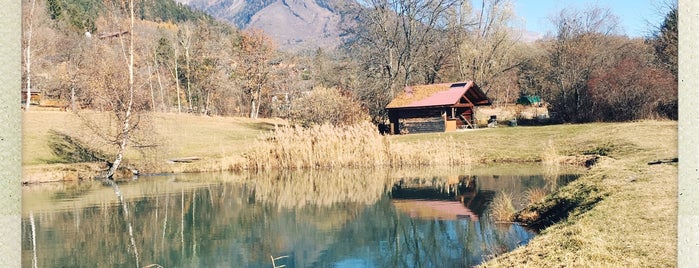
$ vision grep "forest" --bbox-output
[23,0,677,122]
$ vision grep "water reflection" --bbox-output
[21,166,578,267]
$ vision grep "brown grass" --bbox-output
[523,187,549,205]
[245,122,388,170]
[541,139,561,166]
[245,122,472,170]
[481,121,677,267]
[22,110,283,180]
[489,191,516,222]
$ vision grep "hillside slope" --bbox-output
[174,0,357,51]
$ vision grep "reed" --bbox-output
[245,122,472,171]
[541,139,561,166]
[489,191,516,222]
[245,122,386,170]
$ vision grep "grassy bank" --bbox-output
[22,110,677,266]
[22,110,283,182]
[386,121,677,266]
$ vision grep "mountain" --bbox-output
[174,0,359,51]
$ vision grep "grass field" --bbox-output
[21,110,678,266]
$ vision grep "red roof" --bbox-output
[386,81,490,109]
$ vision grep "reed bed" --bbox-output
[386,135,472,167]
[245,122,472,171]
[245,122,387,170]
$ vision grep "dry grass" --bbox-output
[524,187,549,205]
[245,122,472,170]
[481,120,677,267]
[541,139,562,166]
[245,122,388,170]
[22,110,283,180]
[489,191,516,222]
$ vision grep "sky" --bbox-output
[511,0,671,38]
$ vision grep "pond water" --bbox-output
[21,165,578,267]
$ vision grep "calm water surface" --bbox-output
[22,166,578,267]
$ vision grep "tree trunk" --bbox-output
[147,63,155,111]
[155,56,166,112]
[106,0,135,180]
[184,42,193,112]
[174,47,182,113]
[25,0,36,111]
[70,85,76,112]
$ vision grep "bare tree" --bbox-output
[178,23,195,112]
[545,6,620,122]
[232,29,277,119]
[650,3,677,78]
[23,0,37,111]
[454,0,523,102]
[104,0,137,179]
[348,0,460,122]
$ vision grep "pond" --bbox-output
[21,165,579,267]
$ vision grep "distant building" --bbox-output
[516,95,542,106]
[386,81,491,134]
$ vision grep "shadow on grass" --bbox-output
[47,130,109,164]
[242,121,281,132]
[513,178,608,231]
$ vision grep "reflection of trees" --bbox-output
[248,168,393,209]
[21,168,576,267]
[21,170,395,267]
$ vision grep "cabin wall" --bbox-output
[401,117,445,134]
[389,107,480,134]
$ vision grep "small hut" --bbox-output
[386,81,491,134]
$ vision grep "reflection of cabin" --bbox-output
[390,175,494,220]
[386,81,491,134]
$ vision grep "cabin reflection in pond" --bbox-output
[391,175,494,221]
[386,81,492,134]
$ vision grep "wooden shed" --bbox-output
[386,81,491,134]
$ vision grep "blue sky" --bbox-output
[511,0,671,38]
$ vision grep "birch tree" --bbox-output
[104,0,137,179]
[24,0,37,110]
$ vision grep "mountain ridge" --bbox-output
[174,0,357,51]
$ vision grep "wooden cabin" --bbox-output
[385,81,491,134]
